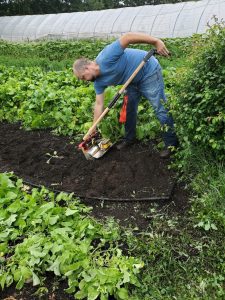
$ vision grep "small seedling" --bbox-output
[46,151,64,164]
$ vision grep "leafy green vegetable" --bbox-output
[0,173,143,299]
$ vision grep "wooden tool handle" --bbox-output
[118,61,145,93]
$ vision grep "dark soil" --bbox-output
[1,274,75,300]
[0,122,190,300]
[0,123,175,199]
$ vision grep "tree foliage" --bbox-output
[0,0,196,16]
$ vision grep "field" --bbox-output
[0,25,224,300]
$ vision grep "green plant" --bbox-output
[0,65,162,141]
[171,21,225,160]
[126,201,225,299]
[0,173,143,299]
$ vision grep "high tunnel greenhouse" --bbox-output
[0,0,225,41]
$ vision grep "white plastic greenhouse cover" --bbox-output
[0,0,224,41]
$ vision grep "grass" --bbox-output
[128,149,225,299]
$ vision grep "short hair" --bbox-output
[73,58,92,74]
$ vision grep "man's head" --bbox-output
[73,58,100,82]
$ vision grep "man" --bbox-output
[73,32,178,158]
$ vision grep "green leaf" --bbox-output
[49,215,59,225]
[64,284,76,294]
[6,274,13,288]
[0,242,8,253]
[204,223,210,231]
[100,293,108,300]
[6,191,18,200]
[75,289,88,299]
[88,286,99,300]
[5,214,17,226]
[197,221,204,228]
[65,208,79,216]
[211,223,218,230]
[16,277,25,290]
[32,272,40,286]
[21,266,32,280]
[0,273,7,290]
[122,270,130,283]
[47,259,61,276]
[14,269,21,282]
[15,218,26,229]
[0,229,13,240]
[37,202,54,215]
[7,199,21,213]
[117,288,129,300]
[134,262,144,270]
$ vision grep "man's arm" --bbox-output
[93,93,104,124]
[119,32,169,57]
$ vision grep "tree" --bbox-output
[0,0,191,16]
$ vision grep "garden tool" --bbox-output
[79,48,157,160]
[79,131,113,159]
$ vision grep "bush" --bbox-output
[171,20,225,160]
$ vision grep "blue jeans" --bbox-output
[125,65,178,147]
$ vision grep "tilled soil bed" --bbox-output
[0,122,176,198]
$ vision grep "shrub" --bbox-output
[171,20,225,160]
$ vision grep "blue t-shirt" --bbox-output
[94,40,159,95]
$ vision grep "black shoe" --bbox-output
[159,148,172,159]
[116,139,135,150]
[160,145,177,159]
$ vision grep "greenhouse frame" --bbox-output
[0,0,224,41]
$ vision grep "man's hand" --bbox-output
[155,39,170,57]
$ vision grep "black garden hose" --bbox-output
[20,176,176,202]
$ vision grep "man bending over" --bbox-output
[73,32,178,158]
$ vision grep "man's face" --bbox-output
[77,64,97,82]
